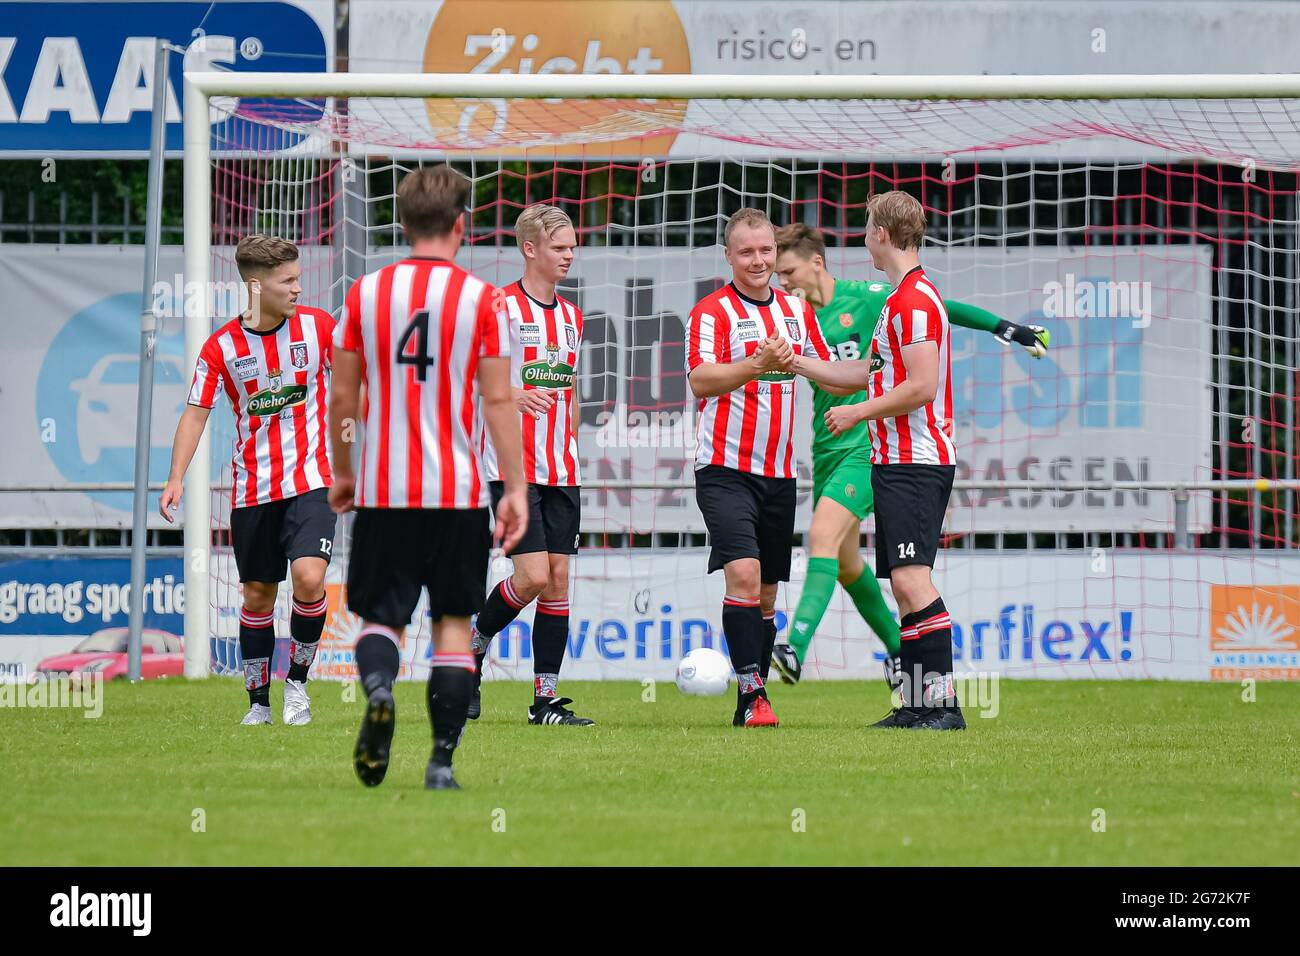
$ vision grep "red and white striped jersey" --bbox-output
[187,308,334,509]
[481,281,582,487]
[687,282,831,478]
[335,257,509,510]
[866,266,957,466]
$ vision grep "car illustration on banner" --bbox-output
[69,354,189,465]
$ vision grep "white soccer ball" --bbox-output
[675,648,733,696]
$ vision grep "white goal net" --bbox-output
[183,73,1300,684]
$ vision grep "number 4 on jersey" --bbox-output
[396,310,435,381]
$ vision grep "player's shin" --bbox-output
[843,565,902,656]
[288,595,327,683]
[789,556,839,661]
[760,611,778,681]
[897,609,923,709]
[239,606,275,707]
[355,628,401,699]
[913,597,958,710]
[476,576,528,644]
[428,652,475,768]
[722,596,765,704]
[532,598,568,703]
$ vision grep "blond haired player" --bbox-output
[771,223,1047,692]
[474,204,593,726]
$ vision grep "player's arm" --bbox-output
[945,299,1050,358]
[477,287,527,551]
[160,345,222,522]
[686,306,791,398]
[791,301,858,396]
[825,342,937,436]
[688,338,791,397]
[327,346,362,513]
[480,356,527,552]
[571,310,583,436]
[328,282,364,514]
[791,353,865,395]
[158,404,213,523]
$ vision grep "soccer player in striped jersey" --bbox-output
[473,205,593,726]
[161,236,335,727]
[794,191,967,730]
[770,223,1048,690]
[687,208,832,728]
[329,166,527,791]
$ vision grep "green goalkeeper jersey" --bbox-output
[810,278,1003,456]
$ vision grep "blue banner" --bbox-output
[0,1,328,155]
[0,556,185,635]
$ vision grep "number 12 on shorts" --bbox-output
[897,541,916,559]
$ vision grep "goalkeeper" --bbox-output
[769,224,1049,688]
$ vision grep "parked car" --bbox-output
[36,628,184,680]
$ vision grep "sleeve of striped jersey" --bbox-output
[686,304,724,370]
[334,280,364,352]
[477,285,510,358]
[572,305,585,371]
[186,339,223,409]
[317,311,336,368]
[895,289,942,346]
[800,301,832,360]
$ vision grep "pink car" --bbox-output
[36,628,185,680]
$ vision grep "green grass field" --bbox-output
[2,678,1297,866]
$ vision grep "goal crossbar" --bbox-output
[179,70,1300,677]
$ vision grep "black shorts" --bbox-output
[694,465,796,581]
[489,481,580,556]
[346,508,491,629]
[871,464,956,578]
[230,487,337,584]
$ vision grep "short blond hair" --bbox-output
[866,191,926,251]
[235,235,298,281]
[515,204,575,248]
[724,207,774,248]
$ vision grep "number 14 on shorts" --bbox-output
[897,541,916,559]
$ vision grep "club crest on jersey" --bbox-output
[839,313,854,328]
[784,317,801,339]
[546,342,561,367]
[564,325,577,351]
[289,342,309,369]
[268,368,283,390]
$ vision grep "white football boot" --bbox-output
[241,703,273,725]
[283,679,312,725]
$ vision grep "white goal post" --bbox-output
[180,70,1300,679]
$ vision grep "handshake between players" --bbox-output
[745,332,869,437]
